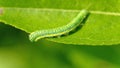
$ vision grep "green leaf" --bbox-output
[0,0,120,45]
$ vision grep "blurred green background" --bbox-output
[0,22,120,68]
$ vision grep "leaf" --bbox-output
[0,0,120,45]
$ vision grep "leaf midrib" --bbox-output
[1,7,120,16]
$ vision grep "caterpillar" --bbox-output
[29,10,89,42]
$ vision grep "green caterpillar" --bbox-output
[29,10,89,42]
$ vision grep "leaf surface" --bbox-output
[0,0,120,45]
